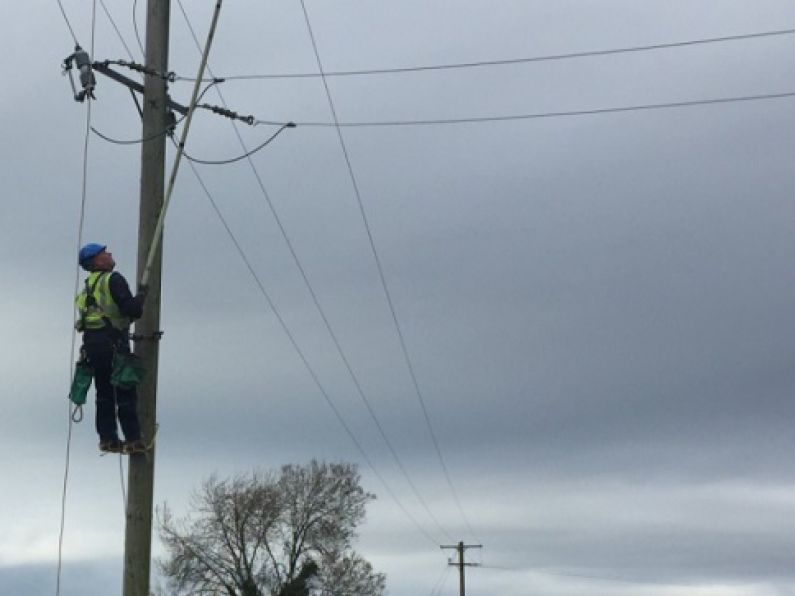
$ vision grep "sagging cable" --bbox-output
[181,122,295,165]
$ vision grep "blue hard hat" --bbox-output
[79,243,106,269]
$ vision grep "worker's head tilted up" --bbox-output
[73,242,148,455]
[79,243,115,272]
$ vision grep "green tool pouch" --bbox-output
[69,361,94,406]
[111,352,146,390]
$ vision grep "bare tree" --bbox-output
[158,461,385,596]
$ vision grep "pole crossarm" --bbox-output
[94,61,257,124]
[103,58,176,82]
[93,61,189,115]
[440,542,482,596]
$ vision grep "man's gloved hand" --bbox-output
[137,283,149,302]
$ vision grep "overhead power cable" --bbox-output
[179,154,440,548]
[99,0,136,61]
[91,124,175,146]
[256,90,795,128]
[430,564,452,596]
[182,123,294,165]
[55,0,79,45]
[91,14,285,165]
[299,0,480,544]
[176,27,795,81]
[176,0,448,547]
[132,0,144,57]
[88,79,224,147]
[91,117,287,163]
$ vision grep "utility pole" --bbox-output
[441,541,482,596]
[123,1,169,594]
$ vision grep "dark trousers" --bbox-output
[83,341,141,442]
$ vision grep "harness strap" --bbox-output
[79,272,108,331]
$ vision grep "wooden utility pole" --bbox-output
[441,541,482,596]
[124,1,170,594]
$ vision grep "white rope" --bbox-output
[56,3,97,594]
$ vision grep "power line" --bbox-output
[298,0,480,544]
[87,80,223,148]
[175,0,449,547]
[95,7,795,134]
[182,123,293,165]
[99,0,136,60]
[255,90,795,128]
[91,119,289,163]
[180,154,441,548]
[179,27,795,81]
[91,125,174,145]
[430,564,452,596]
[55,0,79,45]
[132,0,144,57]
[176,0,453,543]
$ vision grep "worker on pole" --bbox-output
[74,243,148,454]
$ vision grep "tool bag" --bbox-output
[110,351,146,390]
[69,361,94,405]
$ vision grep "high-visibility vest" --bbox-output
[75,272,130,332]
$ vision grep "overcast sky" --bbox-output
[3,1,795,595]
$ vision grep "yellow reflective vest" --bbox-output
[75,272,131,332]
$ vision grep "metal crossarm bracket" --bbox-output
[93,62,189,115]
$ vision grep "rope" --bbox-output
[142,422,159,452]
[70,403,83,423]
[56,3,97,591]
[97,422,159,456]
[56,4,97,594]
[119,453,127,509]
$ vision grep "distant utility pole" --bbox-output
[123,0,170,594]
[441,541,482,596]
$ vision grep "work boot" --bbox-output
[123,439,147,455]
[99,438,123,453]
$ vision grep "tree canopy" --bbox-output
[158,461,385,596]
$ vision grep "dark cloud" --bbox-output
[5,2,795,595]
